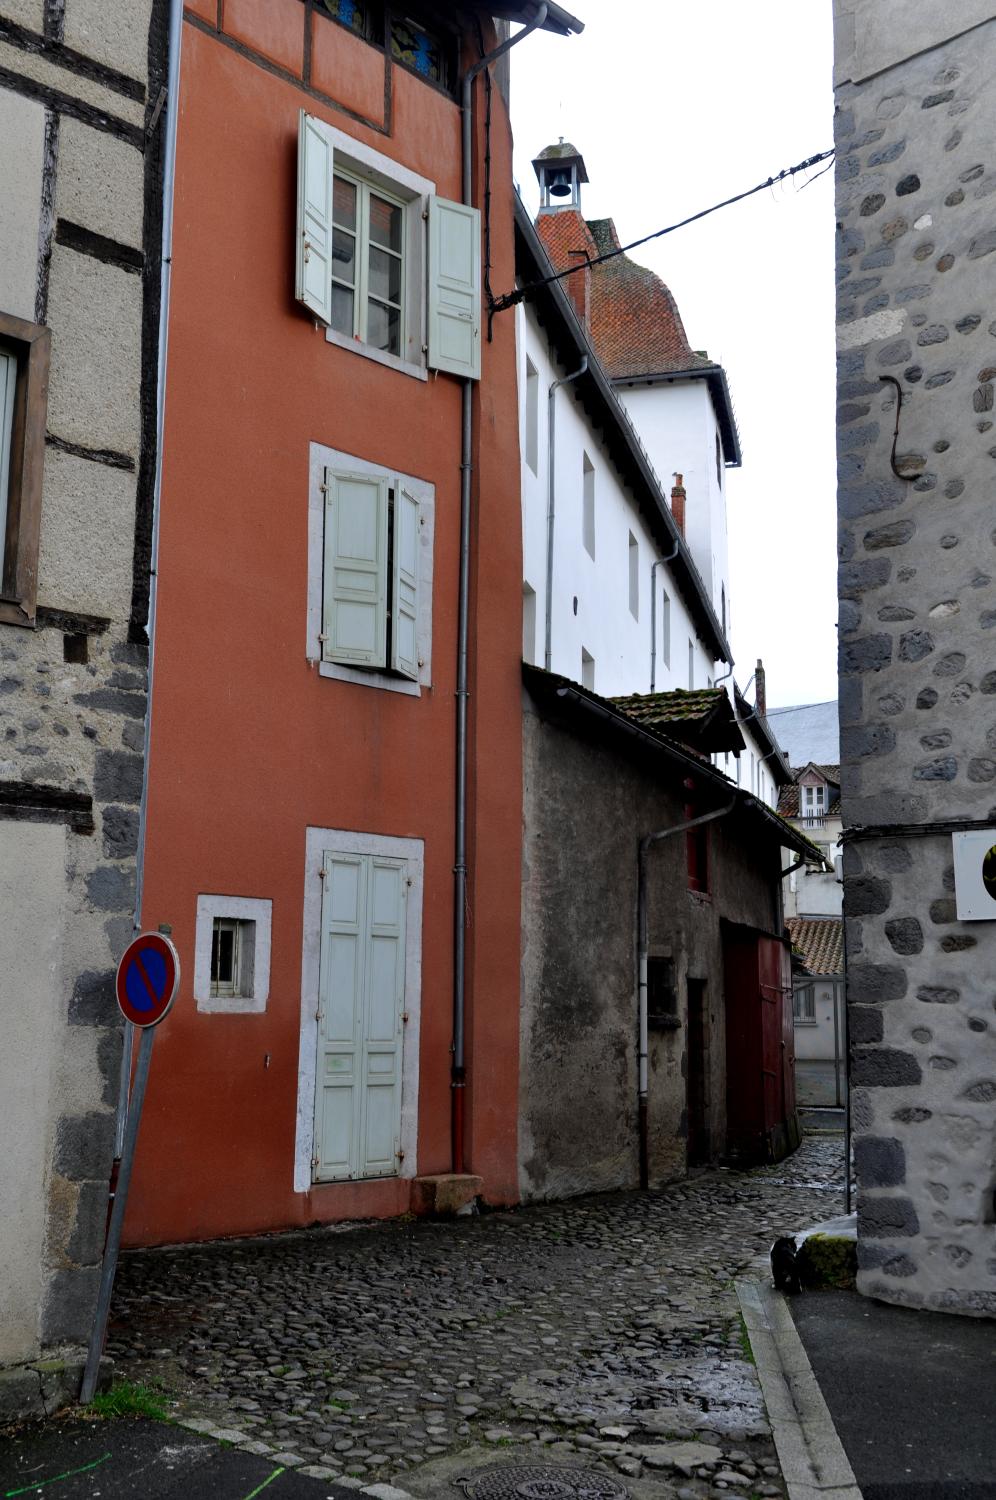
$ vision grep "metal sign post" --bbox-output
[81,932,179,1403]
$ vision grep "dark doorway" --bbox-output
[686,978,709,1166]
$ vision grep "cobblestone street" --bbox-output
[109,1135,844,1497]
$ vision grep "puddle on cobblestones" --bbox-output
[108,1134,843,1497]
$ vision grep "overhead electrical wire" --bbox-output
[490,146,836,315]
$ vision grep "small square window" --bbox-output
[195,895,272,1013]
[648,957,680,1029]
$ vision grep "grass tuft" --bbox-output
[89,1381,170,1421]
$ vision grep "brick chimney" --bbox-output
[670,473,686,536]
[755,658,766,716]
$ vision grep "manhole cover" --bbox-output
[459,1464,628,1500]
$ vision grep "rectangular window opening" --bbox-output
[687,639,694,691]
[210,916,256,999]
[583,453,595,558]
[331,171,404,358]
[647,956,679,1029]
[522,581,537,666]
[661,586,671,669]
[628,532,639,620]
[525,358,539,475]
[581,647,595,691]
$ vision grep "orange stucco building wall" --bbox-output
[124,2,523,1246]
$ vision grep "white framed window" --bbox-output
[801,785,827,824]
[194,895,272,1014]
[331,169,405,357]
[583,453,595,558]
[308,442,434,697]
[296,112,480,381]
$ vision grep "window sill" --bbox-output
[648,1014,682,1032]
[319,659,423,698]
[324,326,427,382]
[793,1018,818,1027]
[687,887,713,904]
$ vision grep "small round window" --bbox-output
[983,844,996,901]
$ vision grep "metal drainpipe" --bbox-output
[648,540,678,692]
[114,0,184,1161]
[454,4,548,1175]
[544,356,587,670]
[636,798,737,1188]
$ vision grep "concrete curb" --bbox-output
[735,1263,862,1500]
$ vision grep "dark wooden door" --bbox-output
[686,978,709,1166]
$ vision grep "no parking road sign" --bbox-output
[84,928,181,1402]
[115,931,180,1027]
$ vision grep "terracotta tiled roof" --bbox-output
[535,211,712,382]
[787,917,844,976]
[611,688,745,754]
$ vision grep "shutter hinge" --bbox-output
[397,1148,405,1161]
[401,1011,409,1024]
[320,482,329,496]
[312,1154,319,1168]
[421,208,429,220]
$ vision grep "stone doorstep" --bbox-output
[0,1355,113,1424]
[410,1174,483,1217]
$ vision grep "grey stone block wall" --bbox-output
[835,16,996,1316]
[0,0,164,1398]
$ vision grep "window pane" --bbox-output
[369,193,402,253]
[368,245,401,305]
[390,17,445,83]
[320,0,381,42]
[211,923,235,985]
[332,227,356,285]
[333,175,357,232]
[331,284,354,338]
[367,298,400,355]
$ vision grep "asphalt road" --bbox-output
[0,1418,352,1499]
[791,1289,996,1500]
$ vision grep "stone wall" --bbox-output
[834,12,996,1315]
[519,688,785,1203]
[0,0,163,1405]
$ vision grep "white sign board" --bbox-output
[952,830,996,920]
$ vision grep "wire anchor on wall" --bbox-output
[489,147,836,319]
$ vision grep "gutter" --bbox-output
[453,5,550,1176]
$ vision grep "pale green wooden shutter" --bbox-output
[323,468,388,668]
[0,349,16,578]
[315,853,406,1182]
[315,854,365,1181]
[390,485,419,681]
[358,859,406,1178]
[427,196,481,380]
[296,111,334,324]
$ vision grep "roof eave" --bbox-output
[525,666,823,862]
[514,198,732,666]
[610,366,742,468]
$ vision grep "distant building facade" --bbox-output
[516,157,807,1197]
[834,0,996,1315]
[0,0,163,1407]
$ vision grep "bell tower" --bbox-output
[532,139,589,212]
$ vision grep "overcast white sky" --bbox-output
[509,2,838,710]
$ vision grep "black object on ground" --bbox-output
[791,1288,996,1500]
[0,1417,352,1499]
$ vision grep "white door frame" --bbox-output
[295,826,423,1192]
